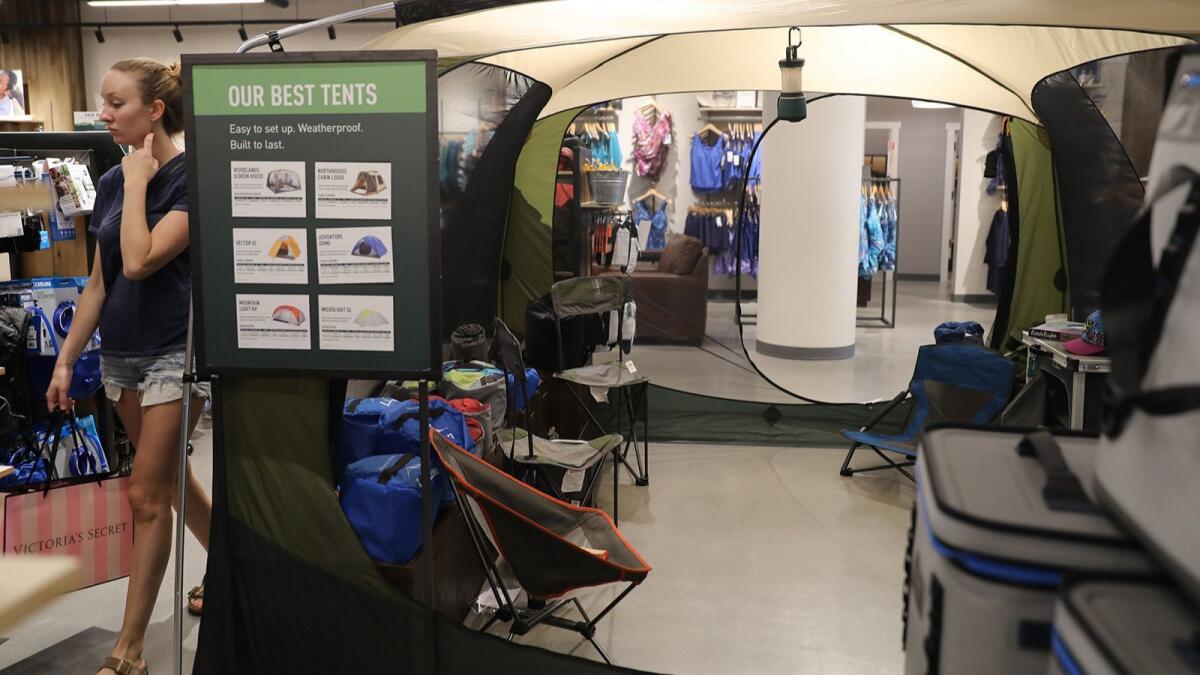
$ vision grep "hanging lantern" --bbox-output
[777,26,807,122]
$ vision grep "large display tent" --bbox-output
[197,3,1200,672]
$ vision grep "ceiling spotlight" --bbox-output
[327,25,336,40]
[95,26,106,43]
[173,25,183,42]
[238,24,248,40]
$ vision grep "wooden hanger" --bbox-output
[700,123,723,140]
[636,187,669,204]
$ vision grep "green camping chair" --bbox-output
[547,277,649,514]
[493,318,619,515]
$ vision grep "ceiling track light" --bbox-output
[327,25,336,40]
[172,24,184,42]
[95,26,106,43]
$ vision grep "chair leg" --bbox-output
[839,443,861,477]
[841,443,915,481]
[587,636,614,665]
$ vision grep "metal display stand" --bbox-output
[857,177,901,329]
[1021,332,1111,431]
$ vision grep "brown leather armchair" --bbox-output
[593,239,710,345]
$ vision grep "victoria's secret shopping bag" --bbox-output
[2,476,133,591]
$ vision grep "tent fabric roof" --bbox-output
[368,0,1196,121]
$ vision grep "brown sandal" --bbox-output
[187,583,204,617]
[100,656,148,675]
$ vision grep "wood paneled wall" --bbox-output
[0,0,87,132]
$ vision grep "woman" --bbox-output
[0,70,26,116]
[46,58,210,675]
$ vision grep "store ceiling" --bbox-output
[367,0,1199,122]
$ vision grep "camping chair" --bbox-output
[839,343,1014,480]
[548,277,650,498]
[430,430,651,665]
[493,318,619,513]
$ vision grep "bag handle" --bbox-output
[377,453,417,485]
[345,398,363,414]
[387,406,446,431]
[1017,431,1097,514]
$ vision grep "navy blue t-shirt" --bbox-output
[88,153,190,356]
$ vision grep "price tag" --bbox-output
[561,469,586,494]
[625,360,637,374]
[663,134,672,146]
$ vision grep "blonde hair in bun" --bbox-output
[110,57,185,135]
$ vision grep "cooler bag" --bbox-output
[905,426,1153,675]
[339,453,449,565]
[339,397,403,472]
[439,361,507,435]
[1049,578,1200,675]
[379,397,476,457]
[1095,48,1200,608]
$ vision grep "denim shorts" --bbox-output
[100,351,212,407]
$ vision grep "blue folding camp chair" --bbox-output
[839,343,1014,480]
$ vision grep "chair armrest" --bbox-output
[859,389,911,432]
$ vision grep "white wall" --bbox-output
[79,1,393,107]
[953,110,1005,297]
[864,97,964,278]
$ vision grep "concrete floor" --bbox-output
[0,280,979,674]
[639,280,996,403]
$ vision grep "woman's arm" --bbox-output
[120,133,190,281]
[47,244,106,410]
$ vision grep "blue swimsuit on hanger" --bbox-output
[635,199,668,251]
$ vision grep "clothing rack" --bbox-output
[857,177,901,329]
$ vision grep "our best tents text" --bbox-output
[227,82,379,108]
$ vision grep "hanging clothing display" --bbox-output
[684,194,760,278]
[574,121,622,167]
[634,197,669,251]
[858,182,897,279]
[984,206,1011,294]
[631,105,672,179]
[690,132,726,193]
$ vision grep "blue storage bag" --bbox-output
[934,321,985,345]
[339,453,448,565]
[339,397,404,472]
[506,368,541,412]
[378,397,476,457]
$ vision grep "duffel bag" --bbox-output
[904,427,1152,675]
[339,453,449,565]
[339,397,404,473]
[440,361,507,434]
[1049,577,1199,675]
[506,368,541,412]
[448,398,492,454]
[379,397,476,457]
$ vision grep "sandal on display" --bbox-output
[187,582,204,616]
[99,656,148,675]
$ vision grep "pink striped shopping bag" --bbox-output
[2,476,133,591]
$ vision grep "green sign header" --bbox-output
[192,61,426,115]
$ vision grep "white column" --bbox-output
[756,93,865,360]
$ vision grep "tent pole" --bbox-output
[173,308,196,675]
[236,1,420,54]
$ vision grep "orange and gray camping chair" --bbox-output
[430,430,651,665]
